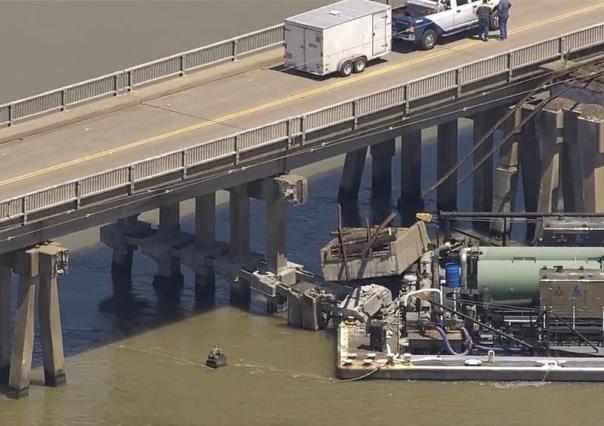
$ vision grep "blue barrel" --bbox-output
[445,261,461,288]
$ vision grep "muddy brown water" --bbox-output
[0,2,602,425]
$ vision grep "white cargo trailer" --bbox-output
[284,0,392,77]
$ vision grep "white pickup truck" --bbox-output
[393,0,500,50]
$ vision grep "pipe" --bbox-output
[434,325,472,356]
[473,344,523,354]
[401,288,443,307]
[460,247,472,289]
[418,251,434,314]
[428,299,535,350]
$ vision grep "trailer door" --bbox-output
[372,11,388,56]
[304,28,322,73]
[284,23,306,71]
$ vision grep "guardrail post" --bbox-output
[455,69,462,98]
[113,74,119,96]
[127,70,133,92]
[232,39,239,61]
[22,197,28,225]
[403,85,409,114]
[286,119,293,147]
[60,90,67,111]
[180,54,187,76]
[128,165,135,194]
[559,37,570,64]
[181,150,188,180]
[234,135,240,165]
[352,100,358,130]
[7,104,13,127]
[507,52,513,83]
[75,181,81,209]
[301,115,306,144]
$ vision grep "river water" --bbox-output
[0,1,602,425]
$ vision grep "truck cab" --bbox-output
[393,0,500,50]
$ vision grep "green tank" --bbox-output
[466,247,604,300]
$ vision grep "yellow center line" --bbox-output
[1,2,603,189]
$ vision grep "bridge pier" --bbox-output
[247,174,307,313]
[560,106,583,212]
[5,243,68,399]
[338,148,367,204]
[38,248,66,388]
[578,104,604,212]
[370,140,395,224]
[195,193,216,304]
[152,203,184,302]
[490,108,520,237]
[399,130,422,226]
[472,111,500,216]
[0,260,10,384]
[437,120,458,213]
[518,103,541,240]
[229,184,251,306]
[535,101,567,213]
[110,216,138,281]
[100,217,151,312]
[338,148,366,227]
[265,199,288,313]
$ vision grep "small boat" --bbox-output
[206,346,227,368]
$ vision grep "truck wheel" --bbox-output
[489,11,500,30]
[340,61,353,77]
[353,57,366,73]
[419,29,437,50]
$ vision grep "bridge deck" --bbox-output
[0,1,602,202]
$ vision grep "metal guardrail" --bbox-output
[0,22,602,230]
[0,0,406,128]
[0,24,285,127]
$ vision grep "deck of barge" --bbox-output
[336,322,604,382]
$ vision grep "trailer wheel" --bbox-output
[419,29,437,50]
[340,61,353,77]
[353,57,366,73]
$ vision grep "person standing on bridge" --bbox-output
[496,0,511,40]
[476,0,492,42]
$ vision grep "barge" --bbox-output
[314,213,604,382]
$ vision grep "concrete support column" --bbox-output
[157,203,181,277]
[230,185,250,305]
[153,203,183,300]
[472,110,499,213]
[561,106,583,212]
[265,199,288,314]
[577,104,604,212]
[38,249,66,387]
[371,140,395,224]
[337,147,367,203]
[437,120,458,212]
[8,250,37,399]
[0,264,10,384]
[266,200,287,275]
[490,108,520,236]
[110,216,137,281]
[536,102,566,213]
[195,193,216,302]
[399,130,423,225]
[518,106,541,240]
[230,185,250,257]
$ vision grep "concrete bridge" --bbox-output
[0,0,603,398]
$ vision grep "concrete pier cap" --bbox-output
[245,173,308,205]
